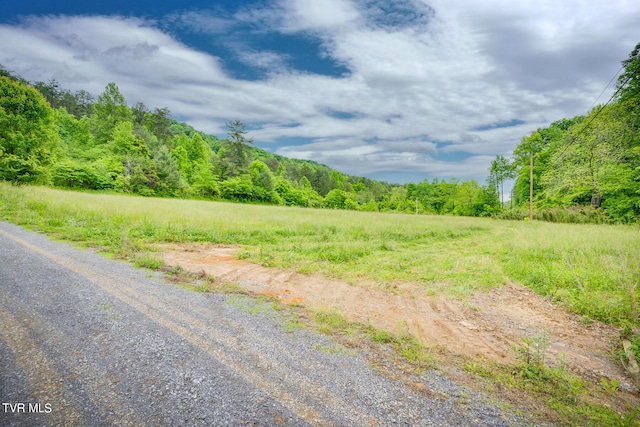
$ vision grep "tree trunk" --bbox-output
[591,192,602,209]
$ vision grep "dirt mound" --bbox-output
[159,243,635,391]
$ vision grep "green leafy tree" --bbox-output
[451,180,499,216]
[452,181,479,216]
[220,175,254,202]
[52,159,113,190]
[616,42,640,106]
[73,90,94,118]
[311,168,332,196]
[0,76,61,183]
[249,160,275,201]
[171,145,191,181]
[274,177,305,206]
[544,104,638,211]
[92,82,132,144]
[186,133,210,164]
[131,102,149,126]
[324,189,349,209]
[224,120,254,175]
[108,121,149,157]
[119,156,158,195]
[33,79,62,108]
[149,107,174,144]
[54,107,93,157]
[298,175,323,207]
[153,146,184,196]
[609,42,640,221]
[33,79,93,118]
[488,154,515,207]
[191,164,219,198]
[512,131,549,207]
[329,170,346,191]
[416,178,460,214]
[170,133,213,189]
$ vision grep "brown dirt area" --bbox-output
[158,242,638,392]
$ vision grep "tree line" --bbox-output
[488,42,640,224]
[0,68,500,216]
[1,41,638,223]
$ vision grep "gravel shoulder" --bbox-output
[0,221,530,426]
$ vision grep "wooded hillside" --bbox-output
[0,68,500,216]
[1,42,638,223]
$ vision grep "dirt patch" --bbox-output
[158,242,636,391]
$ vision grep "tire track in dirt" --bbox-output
[160,242,633,390]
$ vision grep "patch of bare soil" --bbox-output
[158,243,637,392]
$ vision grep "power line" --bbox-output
[587,65,623,112]
[554,60,640,161]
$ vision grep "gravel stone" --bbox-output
[0,221,536,426]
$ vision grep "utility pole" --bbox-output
[529,150,533,222]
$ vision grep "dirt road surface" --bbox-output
[160,243,632,390]
[0,222,526,426]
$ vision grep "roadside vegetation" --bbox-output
[464,329,640,426]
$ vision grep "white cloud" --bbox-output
[278,0,360,32]
[166,10,233,34]
[237,50,289,70]
[1,0,638,184]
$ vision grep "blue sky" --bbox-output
[1,1,639,184]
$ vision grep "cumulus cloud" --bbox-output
[1,0,638,183]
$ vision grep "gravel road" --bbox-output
[0,221,532,426]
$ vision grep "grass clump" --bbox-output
[133,252,164,270]
[310,308,434,369]
[464,329,640,426]
[311,308,353,335]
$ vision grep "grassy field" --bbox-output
[2,184,640,425]
[1,183,638,327]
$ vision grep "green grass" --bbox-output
[2,184,638,425]
[133,252,164,269]
[464,330,640,426]
[1,184,638,327]
[500,222,640,326]
[310,308,435,369]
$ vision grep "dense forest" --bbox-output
[0,42,638,223]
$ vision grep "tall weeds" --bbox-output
[495,206,612,224]
[1,184,638,326]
